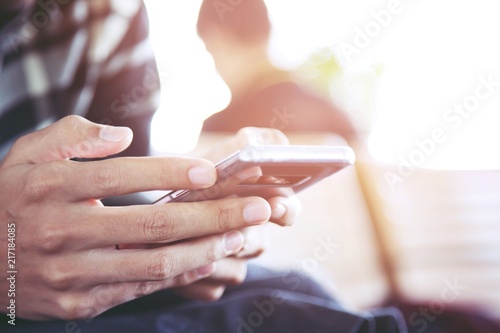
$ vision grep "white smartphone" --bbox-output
[153,145,355,204]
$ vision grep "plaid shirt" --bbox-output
[0,0,160,160]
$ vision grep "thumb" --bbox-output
[3,115,133,167]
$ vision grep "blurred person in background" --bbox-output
[196,1,500,333]
[0,0,407,332]
[198,0,358,144]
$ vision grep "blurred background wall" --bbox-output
[144,0,500,171]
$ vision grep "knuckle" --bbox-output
[203,242,220,263]
[174,272,195,287]
[142,209,176,242]
[91,161,121,193]
[73,138,94,156]
[156,161,175,185]
[230,275,246,285]
[58,115,92,138]
[267,128,288,144]
[228,265,247,285]
[147,252,176,280]
[57,295,94,320]
[203,286,225,302]
[214,204,233,232]
[45,269,75,291]
[23,164,63,201]
[36,226,67,254]
[58,116,98,157]
[257,128,286,145]
[57,116,87,141]
[236,127,257,138]
[134,281,159,298]
[60,115,86,128]
[235,127,257,146]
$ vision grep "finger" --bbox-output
[75,263,217,318]
[236,225,270,259]
[174,257,248,301]
[267,195,302,226]
[204,257,247,285]
[41,156,216,201]
[78,197,270,248]
[84,231,244,284]
[3,115,133,167]
[202,127,289,163]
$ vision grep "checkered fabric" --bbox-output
[0,0,160,159]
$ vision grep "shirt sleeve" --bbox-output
[84,1,161,157]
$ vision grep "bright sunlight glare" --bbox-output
[145,0,500,169]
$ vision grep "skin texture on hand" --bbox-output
[0,116,276,320]
[173,127,303,301]
[199,127,302,226]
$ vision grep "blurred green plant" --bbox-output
[293,47,384,135]
[293,47,343,100]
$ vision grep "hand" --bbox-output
[200,127,303,226]
[0,116,272,320]
[174,224,272,301]
[173,128,303,301]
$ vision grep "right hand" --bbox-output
[0,116,271,321]
[173,127,303,301]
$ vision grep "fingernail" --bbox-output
[271,203,287,221]
[99,126,132,142]
[196,263,216,278]
[223,231,244,255]
[188,164,216,187]
[243,201,271,224]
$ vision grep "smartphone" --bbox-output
[153,145,355,204]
